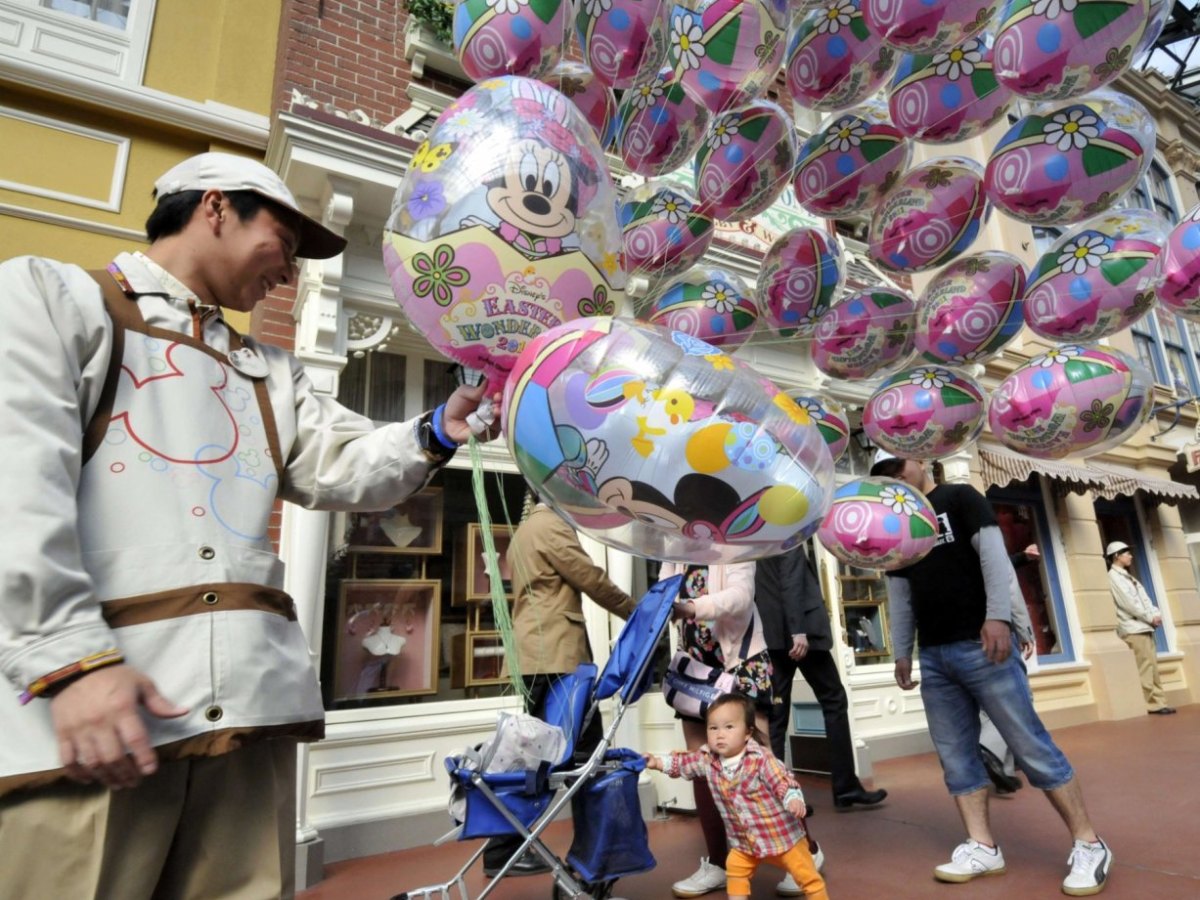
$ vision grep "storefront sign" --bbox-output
[1183,442,1200,473]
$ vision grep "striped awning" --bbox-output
[977,447,1200,506]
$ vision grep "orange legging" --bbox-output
[725,842,828,899]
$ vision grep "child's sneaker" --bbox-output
[671,857,726,897]
[934,840,1006,882]
[776,843,825,896]
[1062,838,1112,896]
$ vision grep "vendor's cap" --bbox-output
[869,447,905,477]
[1105,541,1131,557]
[154,152,346,259]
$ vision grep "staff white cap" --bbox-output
[153,152,346,260]
[1104,541,1131,557]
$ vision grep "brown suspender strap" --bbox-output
[218,319,286,483]
[82,269,141,465]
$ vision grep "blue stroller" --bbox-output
[395,574,681,900]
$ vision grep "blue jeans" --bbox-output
[919,638,1074,795]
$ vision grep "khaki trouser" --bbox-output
[1121,631,1168,711]
[0,738,297,900]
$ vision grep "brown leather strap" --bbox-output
[82,269,141,465]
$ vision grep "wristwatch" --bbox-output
[415,410,457,463]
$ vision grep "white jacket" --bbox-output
[1108,565,1159,638]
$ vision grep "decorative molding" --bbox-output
[402,18,467,83]
[289,88,378,131]
[1163,139,1200,178]
[0,104,129,211]
[0,200,145,240]
[311,749,437,799]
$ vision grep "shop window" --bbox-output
[339,351,407,423]
[1094,498,1169,653]
[986,487,1075,662]
[42,0,129,27]
[835,563,892,665]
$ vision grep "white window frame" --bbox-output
[0,0,156,85]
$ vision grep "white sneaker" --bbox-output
[1062,838,1112,896]
[672,857,727,897]
[776,843,824,895]
[934,840,1006,883]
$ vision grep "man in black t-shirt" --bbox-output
[871,452,1113,896]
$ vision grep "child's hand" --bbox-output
[642,753,662,771]
[786,796,806,818]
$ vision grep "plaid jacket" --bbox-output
[665,738,806,858]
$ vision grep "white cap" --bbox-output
[153,152,346,259]
[872,448,898,467]
[1104,541,1131,557]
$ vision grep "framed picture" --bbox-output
[347,488,443,555]
[333,580,441,702]
[452,522,514,605]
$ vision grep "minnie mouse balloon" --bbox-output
[916,251,1026,365]
[789,394,851,462]
[668,0,791,110]
[984,90,1155,226]
[887,33,1014,144]
[646,267,759,351]
[1023,208,1166,342]
[755,227,845,337]
[787,0,899,111]
[869,157,987,274]
[817,477,938,570]
[612,67,710,176]
[542,62,616,147]
[793,100,912,218]
[453,0,565,81]
[575,0,670,90]
[988,344,1154,459]
[621,181,715,283]
[694,100,795,221]
[993,0,1152,101]
[863,365,988,459]
[502,316,836,563]
[862,0,995,54]
[811,288,916,379]
[1159,202,1200,322]
[383,77,624,388]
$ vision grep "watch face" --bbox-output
[417,417,454,461]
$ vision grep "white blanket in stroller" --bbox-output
[448,712,568,822]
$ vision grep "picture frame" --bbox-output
[451,522,514,606]
[333,580,441,702]
[347,487,443,555]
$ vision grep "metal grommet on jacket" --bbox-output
[205,705,223,722]
[198,545,216,561]
[202,591,219,606]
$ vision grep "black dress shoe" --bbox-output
[1148,707,1177,715]
[833,787,888,809]
[483,852,552,878]
[980,745,1022,794]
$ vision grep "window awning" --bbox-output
[977,447,1200,506]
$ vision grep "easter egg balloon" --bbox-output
[620,181,715,283]
[1023,208,1167,342]
[916,251,1026,365]
[887,33,1015,144]
[541,62,616,147]
[1159,202,1200,322]
[984,90,1154,227]
[694,99,795,221]
[787,0,899,112]
[993,0,1152,101]
[811,288,917,379]
[755,227,845,337]
[862,365,988,459]
[817,477,938,570]
[502,316,836,563]
[453,0,566,81]
[668,0,791,110]
[646,267,759,351]
[793,100,912,218]
[868,157,987,274]
[988,344,1154,459]
[612,66,710,176]
[383,77,625,388]
[575,0,670,90]
[789,394,852,462]
[862,0,996,54]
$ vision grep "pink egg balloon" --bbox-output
[984,90,1154,227]
[887,33,1015,144]
[988,344,1154,459]
[694,100,795,222]
[755,227,845,337]
[790,394,852,462]
[1159,202,1200,322]
[793,101,913,218]
[612,67,710,176]
[817,477,938,571]
[863,365,987,460]
[453,0,565,81]
[787,0,899,111]
[1023,208,1167,343]
[916,251,1026,365]
[620,181,715,283]
[862,0,996,53]
[868,157,987,274]
[541,63,616,148]
[575,0,670,89]
[646,267,759,351]
[812,288,916,379]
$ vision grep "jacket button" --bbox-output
[202,591,219,605]
[205,705,223,722]
[199,546,216,560]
